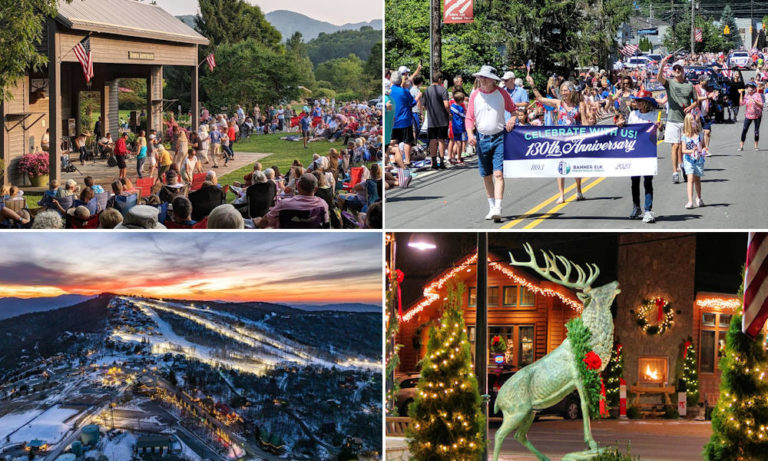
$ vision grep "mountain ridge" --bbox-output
[0,294,96,320]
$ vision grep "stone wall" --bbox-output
[616,234,697,401]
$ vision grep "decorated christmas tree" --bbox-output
[679,337,699,406]
[406,282,484,460]
[603,341,624,408]
[703,311,768,460]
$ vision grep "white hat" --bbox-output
[148,134,156,140]
[501,71,516,81]
[115,205,166,229]
[398,65,411,74]
[473,65,501,81]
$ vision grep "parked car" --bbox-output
[624,56,652,69]
[728,51,751,70]
[488,371,582,420]
[646,54,663,64]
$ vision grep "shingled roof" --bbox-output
[56,0,209,46]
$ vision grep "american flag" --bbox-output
[620,44,639,57]
[205,53,216,72]
[73,36,94,83]
[695,28,703,43]
[743,232,768,338]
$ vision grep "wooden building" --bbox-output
[1,0,208,186]
[397,251,582,373]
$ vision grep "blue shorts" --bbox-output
[477,132,505,177]
[452,129,467,141]
[683,154,704,177]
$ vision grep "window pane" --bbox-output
[719,314,732,328]
[468,287,476,307]
[519,286,536,306]
[700,330,715,373]
[488,287,499,306]
[489,326,513,368]
[467,326,476,367]
[503,286,518,306]
[718,331,728,360]
[519,326,534,366]
[702,313,716,327]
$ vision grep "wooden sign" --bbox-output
[128,51,155,60]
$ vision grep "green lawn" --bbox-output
[219,133,342,187]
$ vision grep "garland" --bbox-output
[631,297,674,335]
[566,318,602,419]
[490,335,507,354]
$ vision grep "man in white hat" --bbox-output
[502,71,529,105]
[466,65,517,222]
[398,62,422,88]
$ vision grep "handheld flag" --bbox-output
[73,36,94,83]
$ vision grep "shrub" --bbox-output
[593,445,639,461]
[17,152,49,177]
[626,405,641,419]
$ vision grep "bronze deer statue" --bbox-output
[492,244,620,461]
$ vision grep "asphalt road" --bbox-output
[386,74,768,230]
[487,418,712,461]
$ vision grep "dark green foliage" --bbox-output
[305,27,382,67]
[566,318,601,419]
[195,0,281,49]
[703,314,768,461]
[679,337,700,406]
[200,39,302,109]
[626,406,641,419]
[285,32,317,91]
[385,273,402,416]
[0,0,64,101]
[406,283,484,460]
[603,342,624,407]
[592,445,639,461]
[663,10,729,53]
[720,5,743,50]
[315,54,379,100]
[663,407,679,419]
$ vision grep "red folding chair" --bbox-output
[69,212,101,229]
[190,173,207,192]
[135,177,154,199]
[343,167,364,191]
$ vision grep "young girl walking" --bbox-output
[681,113,706,209]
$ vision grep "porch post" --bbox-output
[48,19,62,184]
[476,232,489,458]
[192,48,199,132]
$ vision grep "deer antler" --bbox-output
[509,243,599,291]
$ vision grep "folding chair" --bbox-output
[190,173,207,192]
[343,167,364,191]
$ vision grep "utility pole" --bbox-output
[690,0,695,55]
[475,233,488,461]
[751,0,754,47]
[430,0,442,81]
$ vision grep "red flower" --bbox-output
[583,351,602,370]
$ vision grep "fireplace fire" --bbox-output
[638,357,668,385]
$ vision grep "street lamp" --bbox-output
[407,233,437,251]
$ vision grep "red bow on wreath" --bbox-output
[395,269,405,320]
[492,336,501,345]
[655,297,666,323]
[683,340,691,359]
[583,351,602,370]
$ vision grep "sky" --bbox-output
[153,0,381,25]
[0,233,382,305]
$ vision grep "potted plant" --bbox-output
[17,152,50,187]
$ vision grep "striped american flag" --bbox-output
[695,28,703,43]
[205,53,216,72]
[620,44,639,57]
[73,36,94,83]
[743,232,768,338]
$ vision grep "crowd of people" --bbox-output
[385,47,768,223]
[1,99,384,230]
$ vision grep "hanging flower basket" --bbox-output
[490,335,507,354]
[17,152,50,185]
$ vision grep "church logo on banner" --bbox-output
[444,0,473,23]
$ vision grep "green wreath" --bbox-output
[630,298,674,336]
[490,335,507,354]
[566,318,602,419]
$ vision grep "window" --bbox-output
[503,286,518,306]
[518,326,534,366]
[519,286,536,306]
[488,287,499,306]
[468,325,535,369]
[468,287,476,307]
[700,311,732,374]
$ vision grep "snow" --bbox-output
[98,432,137,461]
[0,410,43,442]
[6,405,80,444]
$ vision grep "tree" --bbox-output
[0,0,66,101]
[639,36,653,52]
[305,27,382,67]
[720,5,743,51]
[406,283,484,460]
[195,0,281,50]
[315,54,378,100]
[200,39,301,110]
[703,311,768,460]
[167,369,177,386]
[603,341,624,408]
[285,32,317,92]
[663,12,728,53]
[679,337,699,406]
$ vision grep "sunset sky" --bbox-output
[0,233,382,305]
[153,0,381,24]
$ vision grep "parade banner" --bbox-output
[503,123,658,178]
[444,0,473,23]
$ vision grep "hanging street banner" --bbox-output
[503,123,658,178]
[444,0,473,23]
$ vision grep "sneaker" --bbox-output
[492,207,502,223]
[629,205,642,220]
[642,211,656,223]
[696,197,704,207]
[485,208,496,220]
[672,172,680,184]
[738,146,744,151]
[575,192,585,201]
[685,201,694,209]
[439,161,447,170]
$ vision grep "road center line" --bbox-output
[499,182,585,229]
[517,177,607,229]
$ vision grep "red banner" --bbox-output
[444,0,473,24]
